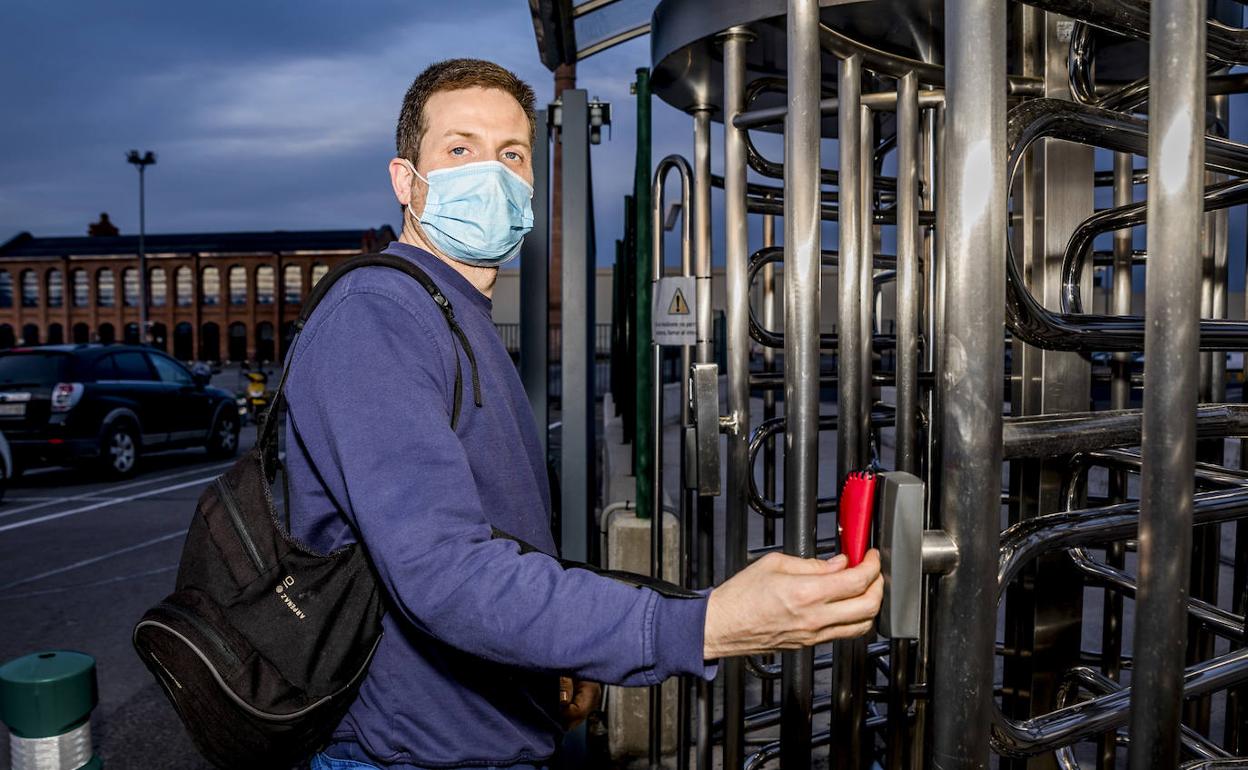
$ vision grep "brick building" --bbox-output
[0,221,396,363]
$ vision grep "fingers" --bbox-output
[804,574,883,631]
[791,551,881,605]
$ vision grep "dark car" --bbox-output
[0,344,240,478]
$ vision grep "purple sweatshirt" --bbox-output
[283,242,713,768]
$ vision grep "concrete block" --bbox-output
[604,510,682,759]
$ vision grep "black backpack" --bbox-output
[132,253,483,768]
[133,252,699,769]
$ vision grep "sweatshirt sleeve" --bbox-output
[284,287,715,686]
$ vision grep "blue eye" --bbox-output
[503,151,522,162]
[450,147,468,156]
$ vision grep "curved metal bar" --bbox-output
[817,21,1042,95]
[1016,0,1248,66]
[1051,667,1231,768]
[1068,548,1245,643]
[997,487,1248,605]
[1062,177,1248,315]
[989,646,1248,757]
[745,246,897,349]
[745,409,897,518]
[1067,21,1151,112]
[1004,98,1248,351]
[1088,448,1248,490]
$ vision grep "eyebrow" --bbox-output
[442,129,531,150]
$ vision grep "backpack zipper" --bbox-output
[215,478,265,573]
[155,601,243,670]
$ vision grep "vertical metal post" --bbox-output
[521,109,550,457]
[138,165,148,338]
[832,52,864,770]
[896,73,920,477]
[635,69,655,523]
[1128,0,1205,765]
[720,26,750,770]
[887,70,920,770]
[761,210,778,711]
[1100,149,1132,770]
[931,0,1006,766]
[782,0,821,766]
[560,89,594,563]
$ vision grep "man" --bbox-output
[284,58,883,770]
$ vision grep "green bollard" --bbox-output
[0,651,102,770]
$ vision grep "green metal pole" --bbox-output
[633,68,654,520]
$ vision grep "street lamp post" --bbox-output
[126,150,156,343]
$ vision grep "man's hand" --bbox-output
[703,550,883,659]
[559,676,602,731]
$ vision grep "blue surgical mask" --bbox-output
[404,159,534,267]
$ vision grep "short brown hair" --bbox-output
[396,58,536,165]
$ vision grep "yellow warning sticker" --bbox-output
[668,288,690,315]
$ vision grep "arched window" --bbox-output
[20,324,39,345]
[201,266,221,306]
[98,323,115,345]
[72,323,89,344]
[47,270,63,308]
[47,323,64,344]
[124,322,141,345]
[283,264,302,303]
[0,271,12,308]
[72,269,88,308]
[150,267,168,307]
[255,266,275,305]
[175,267,193,307]
[150,322,167,352]
[174,322,194,360]
[311,262,329,287]
[20,270,38,308]
[0,325,15,348]
[123,267,140,307]
[96,269,115,307]
[229,265,247,305]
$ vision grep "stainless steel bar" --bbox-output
[1129,0,1206,763]
[732,89,946,130]
[649,154,693,770]
[1003,404,1248,459]
[720,25,750,770]
[519,109,549,457]
[1015,0,1248,65]
[831,52,864,769]
[1108,154,1135,765]
[781,0,821,765]
[931,0,1006,765]
[760,211,777,710]
[888,71,920,770]
[896,73,920,477]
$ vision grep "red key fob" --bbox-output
[838,470,876,567]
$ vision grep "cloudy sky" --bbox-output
[1,1,1245,288]
[1,0,770,269]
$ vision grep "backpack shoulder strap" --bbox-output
[258,252,483,475]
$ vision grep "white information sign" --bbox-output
[653,276,697,346]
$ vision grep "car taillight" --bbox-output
[51,382,85,413]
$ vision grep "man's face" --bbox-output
[392,86,533,218]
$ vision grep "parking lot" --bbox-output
[0,444,258,767]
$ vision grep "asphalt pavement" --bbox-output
[0,432,270,768]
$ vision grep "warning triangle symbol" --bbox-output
[668,288,691,315]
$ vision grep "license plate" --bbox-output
[0,403,26,417]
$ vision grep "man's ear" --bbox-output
[389,158,416,207]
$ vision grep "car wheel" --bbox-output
[207,411,240,458]
[101,422,140,478]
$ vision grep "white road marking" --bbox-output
[0,564,178,601]
[0,460,235,520]
[0,474,220,534]
[0,529,188,591]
